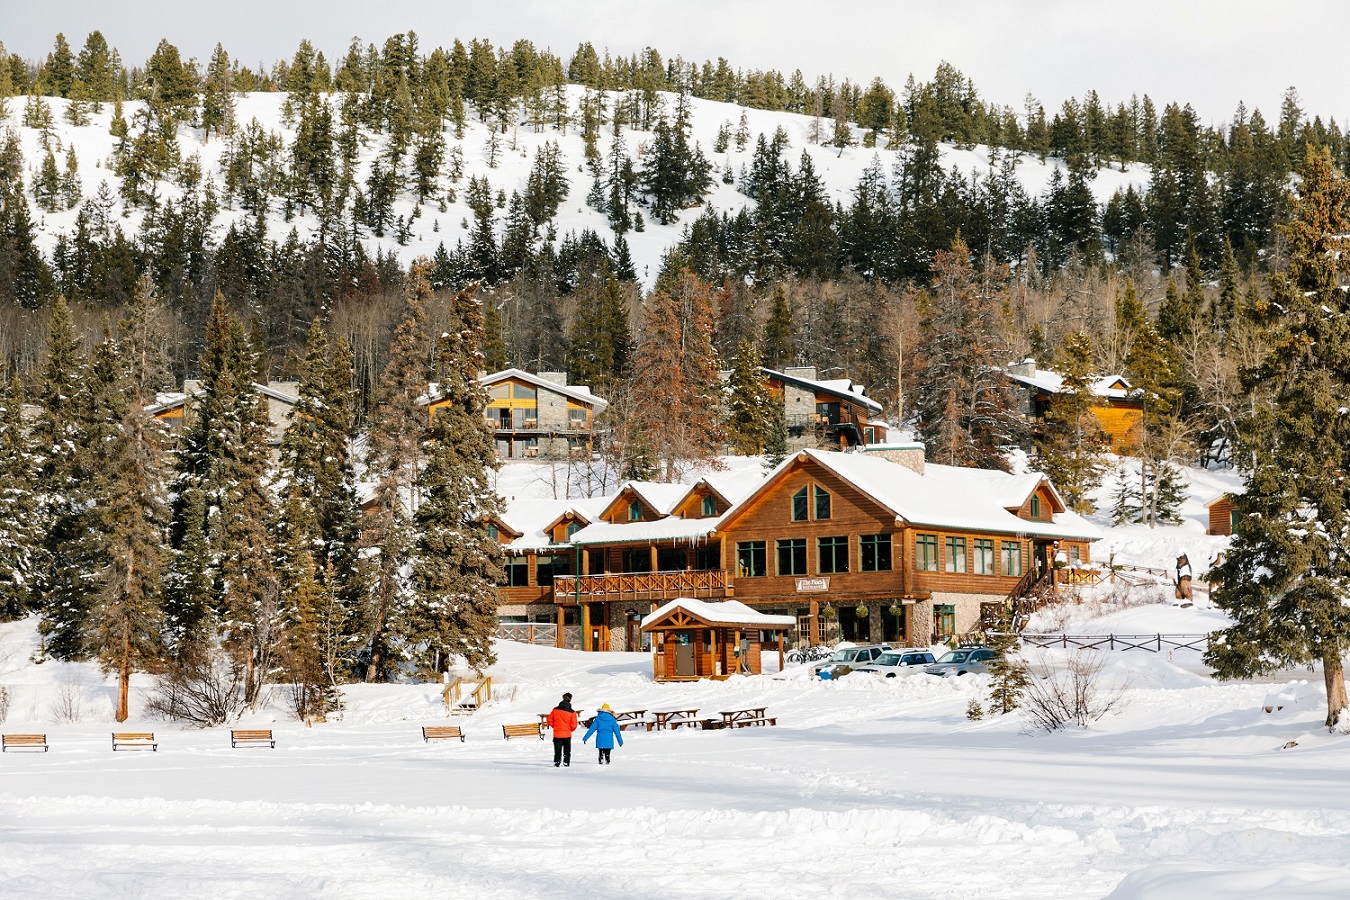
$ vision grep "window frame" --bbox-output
[502,555,529,588]
[776,538,808,576]
[737,541,767,578]
[860,533,892,572]
[627,500,643,522]
[973,538,995,575]
[1001,541,1023,577]
[791,486,809,522]
[817,536,850,574]
[944,536,967,574]
[702,495,717,517]
[814,485,832,520]
[916,534,939,572]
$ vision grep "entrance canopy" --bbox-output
[641,598,795,632]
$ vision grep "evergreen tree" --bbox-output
[0,377,38,619]
[1124,321,1188,526]
[1208,147,1350,729]
[410,283,504,673]
[762,284,794,369]
[985,606,1029,714]
[724,339,774,455]
[1033,332,1107,512]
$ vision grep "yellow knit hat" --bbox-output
[601,703,612,711]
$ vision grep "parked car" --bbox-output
[852,649,938,677]
[812,643,891,678]
[923,647,998,677]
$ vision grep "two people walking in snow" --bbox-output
[583,704,624,764]
[545,693,578,767]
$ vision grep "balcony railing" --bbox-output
[552,569,728,601]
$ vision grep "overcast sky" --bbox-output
[6,0,1346,127]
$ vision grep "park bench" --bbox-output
[2,733,48,752]
[503,722,544,740]
[112,732,157,751]
[422,725,465,743]
[230,729,275,748]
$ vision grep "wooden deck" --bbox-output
[552,570,728,601]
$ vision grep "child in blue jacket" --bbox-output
[582,703,624,764]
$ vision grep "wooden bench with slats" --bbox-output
[230,729,275,748]
[502,722,544,740]
[112,732,157,751]
[2,733,48,752]
[422,725,465,743]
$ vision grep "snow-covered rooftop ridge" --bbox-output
[480,368,609,411]
[793,449,1099,540]
[618,481,692,516]
[695,471,764,507]
[498,497,608,551]
[761,367,885,414]
[923,463,1053,511]
[641,598,795,629]
[1005,363,1132,400]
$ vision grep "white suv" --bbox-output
[812,644,891,678]
[852,649,938,677]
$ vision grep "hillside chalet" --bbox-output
[427,368,607,461]
[1006,360,1143,451]
[492,446,1099,652]
[147,380,300,447]
[760,366,889,450]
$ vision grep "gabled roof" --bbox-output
[679,471,763,512]
[720,449,1099,541]
[476,368,609,412]
[1006,367,1133,401]
[923,464,1066,515]
[596,481,690,521]
[496,497,608,551]
[145,382,298,415]
[641,598,795,630]
[568,516,720,546]
[761,367,884,414]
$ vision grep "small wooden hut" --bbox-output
[642,598,795,682]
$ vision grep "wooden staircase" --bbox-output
[442,676,493,713]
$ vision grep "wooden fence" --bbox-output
[497,623,582,650]
[1021,633,1212,653]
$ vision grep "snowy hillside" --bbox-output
[10,88,1151,290]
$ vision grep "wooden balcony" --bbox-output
[552,570,728,602]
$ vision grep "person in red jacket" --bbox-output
[545,693,579,767]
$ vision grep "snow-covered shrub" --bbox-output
[146,651,246,727]
[1021,651,1128,732]
[0,686,9,723]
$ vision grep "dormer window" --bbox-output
[566,522,580,539]
[487,524,499,541]
[702,495,716,517]
[1030,496,1043,519]
[628,500,643,522]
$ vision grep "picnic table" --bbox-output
[649,709,700,731]
[717,707,777,728]
[581,709,649,730]
[539,710,584,727]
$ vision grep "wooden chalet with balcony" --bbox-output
[492,444,1099,657]
[1006,359,1143,452]
[428,368,606,461]
[759,366,889,450]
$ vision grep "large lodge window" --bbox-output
[814,485,831,520]
[657,548,687,571]
[945,537,967,574]
[916,534,939,571]
[695,544,721,570]
[973,539,995,575]
[737,541,767,578]
[861,534,891,572]
[536,554,570,586]
[502,556,528,587]
[777,538,807,576]
[1002,541,1023,577]
[622,549,651,573]
[791,487,808,521]
[818,536,849,574]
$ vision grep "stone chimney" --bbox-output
[1008,358,1036,378]
[784,365,818,380]
[537,371,569,386]
[864,442,925,475]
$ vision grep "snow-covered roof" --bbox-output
[500,497,609,551]
[923,463,1061,512]
[762,367,884,414]
[568,516,720,546]
[641,598,795,630]
[738,449,1100,541]
[597,481,691,520]
[145,382,298,414]
[1006,366,1133,400]
[691,472,763,508]
[479,368,609,412]
[1202,488,1245,509]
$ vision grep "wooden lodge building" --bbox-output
[492,445,1100,653]
[759,366,889,450]
[427,368,607,461]
[1006,359,1143,452]
[147,380,301,447]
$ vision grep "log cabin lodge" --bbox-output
[493,444,1101,653]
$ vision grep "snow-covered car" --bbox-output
[851,649,937,676]
[923,647,997,677]
[812,644,891,678]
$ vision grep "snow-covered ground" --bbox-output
[3,605,1350,899]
